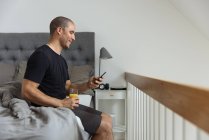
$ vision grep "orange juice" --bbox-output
[69,93,78,99]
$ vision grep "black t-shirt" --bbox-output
[24,45,69,100]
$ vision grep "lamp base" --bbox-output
[99,83,109,90]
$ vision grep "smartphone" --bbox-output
[94,72,106,85]
[100,72,106,78]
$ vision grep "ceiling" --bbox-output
[168,0,209,40]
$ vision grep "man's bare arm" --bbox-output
[22,79,78,108]
[65,76,102,94]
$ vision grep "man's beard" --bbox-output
[60,39,70,49]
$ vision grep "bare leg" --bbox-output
[91,113,113,140]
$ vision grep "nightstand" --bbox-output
[95,89,126,140]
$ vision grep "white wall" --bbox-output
[1,0,209,89]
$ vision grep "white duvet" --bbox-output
[0,82,89,140]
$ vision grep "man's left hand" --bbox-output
[87,76,103,89]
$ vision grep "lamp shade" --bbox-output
[100,47,112,59]
[99,47,112,76]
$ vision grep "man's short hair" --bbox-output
[49,16,74,35]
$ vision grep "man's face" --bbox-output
[59,22,76,49]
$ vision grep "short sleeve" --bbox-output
[24,51,49,83]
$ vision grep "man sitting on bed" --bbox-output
[21,16,113,140]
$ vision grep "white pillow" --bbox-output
[0,63,16,84]
[69,65,94,84]
[69,65,94,95]
[13,61,27,82]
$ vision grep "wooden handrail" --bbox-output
[125,72,209,133]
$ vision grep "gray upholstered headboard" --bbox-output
[0,32,95,84]
[0,32,95,65]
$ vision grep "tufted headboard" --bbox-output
[0,32,95,85]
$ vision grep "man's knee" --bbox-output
[103,113,113,127]
[97,114,113,134]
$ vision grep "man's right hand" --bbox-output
[62,97,79,109]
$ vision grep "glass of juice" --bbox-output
[69,88,78,99]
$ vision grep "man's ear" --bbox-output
[56,27,63,35]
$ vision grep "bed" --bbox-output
[0,32,95,140]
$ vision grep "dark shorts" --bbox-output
[72,104,102,135]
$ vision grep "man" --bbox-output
[21,16,113,140]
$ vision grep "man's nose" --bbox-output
[72,34,75,41]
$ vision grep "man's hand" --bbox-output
[62,97,79,109]
[87,76,103,89]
